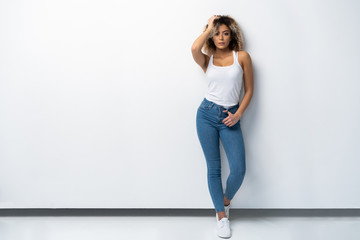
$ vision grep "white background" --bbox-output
[0,0,359,208]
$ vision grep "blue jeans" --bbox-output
[196,97,246,213]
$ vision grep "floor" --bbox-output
[1,209,359,240]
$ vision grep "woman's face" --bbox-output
[212,24,231,49]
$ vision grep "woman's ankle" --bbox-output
[217,211,227,220]
[223,195,231,206]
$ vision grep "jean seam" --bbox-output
[208,171,217,212]
[226,172,232,200]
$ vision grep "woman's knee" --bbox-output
[230,166,246,178]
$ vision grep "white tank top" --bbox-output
[204,50,244,108]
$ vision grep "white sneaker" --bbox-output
[225,203,231,219]
[216,217,231,238]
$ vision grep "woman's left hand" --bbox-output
[222,110,241,127]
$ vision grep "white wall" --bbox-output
[0,0,359,209]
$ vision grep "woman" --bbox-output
[191,15,254,238]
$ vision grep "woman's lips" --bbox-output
[219,42,225,45]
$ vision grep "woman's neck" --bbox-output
[214,49,232,58]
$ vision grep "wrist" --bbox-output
[204,28,212,34]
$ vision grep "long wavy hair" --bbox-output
[202,15,245,56]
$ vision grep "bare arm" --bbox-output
[191,29,212,73]
[191,15,219,73]
[235,51,254,118]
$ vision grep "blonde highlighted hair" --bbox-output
[202,15,245,55]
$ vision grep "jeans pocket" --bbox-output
[200,101,211,110]
[229,106,239,115]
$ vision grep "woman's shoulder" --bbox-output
[237,50,251,66]
[237,50,251,58]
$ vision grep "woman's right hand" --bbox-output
[206,15,220,31]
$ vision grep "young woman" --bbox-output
[191,15,254,238]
